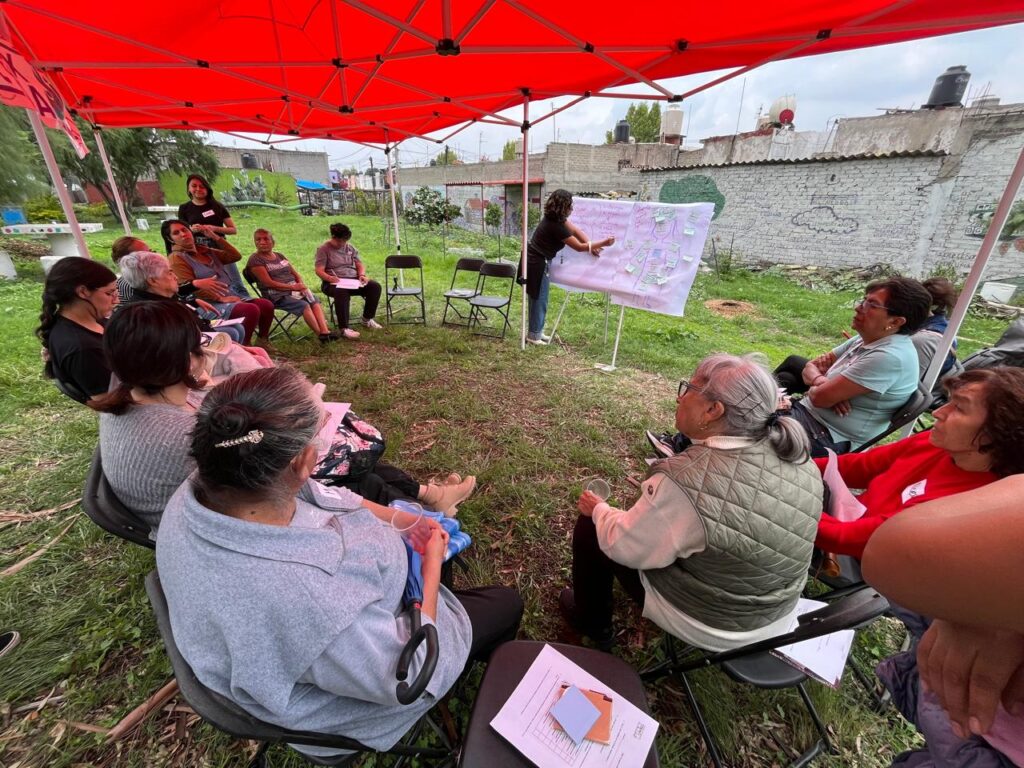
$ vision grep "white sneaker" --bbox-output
[527,337,548,346]
[362,318,383,330]
[342,328,361,339]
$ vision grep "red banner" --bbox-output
[0,38,89,158]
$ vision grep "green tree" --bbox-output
[404,186,460,228]
[501,140,517,162]
[50,123,219,216]
[485,201,504,257]
[0,106,47,203]
[430,147,460,166]
[605,102,662,143]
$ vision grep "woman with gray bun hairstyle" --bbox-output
[156,366,522,761]
[562,353,823,652]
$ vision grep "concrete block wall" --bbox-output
[644,142,1024,279]
[644,156,947,274]
[210,146,331,185]
[923,126,1024,280]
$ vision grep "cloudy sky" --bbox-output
[211,22,1024,172]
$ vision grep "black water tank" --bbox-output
[241,152,259,169]
[923,66,970,109]
[614,119,630,143]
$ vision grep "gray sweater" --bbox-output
[99,405,197,534]
[156,478,472,756]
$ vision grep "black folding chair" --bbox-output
[642,587,889,768]
[145,571,454,768]
[441,258,484,328]
[460,640,659,768]
[467,262,516,339]
[852,384,930,453]
[384,255,426,325]
[82,446,154,549]
[242,267,310,342]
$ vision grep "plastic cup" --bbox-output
[583,478,611,501]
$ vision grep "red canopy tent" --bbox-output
[2,0,1022,353]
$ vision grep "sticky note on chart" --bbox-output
[549,685,600,745]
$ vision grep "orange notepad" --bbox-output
[554,685,613,744]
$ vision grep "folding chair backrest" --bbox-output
[241,266,265,297]
[854,384,930,453]
[144,571,371,753]
[450,258,484,289]
[385,255,423,270]
[703,588,889,665]
[478,262,517,281]
[82,446,155,549]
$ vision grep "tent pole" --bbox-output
[385,135,401,255]
[27,110,91,260]
[520,95,530,351]
[93,128,132,236]
[912,142,1024,434]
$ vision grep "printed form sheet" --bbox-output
[490,644,658,768]
[548,198,714,317]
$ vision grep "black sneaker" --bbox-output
[0,630,20,660]
[645,430,676,459]
[558,589,614,652]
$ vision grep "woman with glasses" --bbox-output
[37,256,120,404]
[561,353,823,651]
[773,277,931,456]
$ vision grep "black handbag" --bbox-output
[311,412,386,483]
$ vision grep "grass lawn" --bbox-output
[0,209,1009,767]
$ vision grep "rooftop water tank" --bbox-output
[614,119,630,144]
[923,66,970,109]
[662,107,684,144]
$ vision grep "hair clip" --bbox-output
[215,429,264,448]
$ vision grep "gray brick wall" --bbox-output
[211,146,330,185]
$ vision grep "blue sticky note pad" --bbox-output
[550,685,601,745]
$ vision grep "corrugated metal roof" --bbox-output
[444,179,544,187]
[639,149,948,172]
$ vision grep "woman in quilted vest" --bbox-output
[561,353,824,651]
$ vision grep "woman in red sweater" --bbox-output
[814,367,1024,559]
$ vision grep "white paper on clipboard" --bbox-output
[489,644,658,768]
[317,402,351,460]
[821,449,867,522]
[771,598,856,689]
[333,278,361,290]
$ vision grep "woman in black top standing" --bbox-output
[178,174,247,297]
[523,189,614,345]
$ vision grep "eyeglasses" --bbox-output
[855,298,893,313]
[677,378,706,398]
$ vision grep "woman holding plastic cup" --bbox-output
[157,365,522,761]
[560,353,823,652]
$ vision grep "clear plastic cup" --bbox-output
[583,478,611,501]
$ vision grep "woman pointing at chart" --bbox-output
[520,189,615,346]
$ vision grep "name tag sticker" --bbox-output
[901,479,927,505]
[202,209,215,218]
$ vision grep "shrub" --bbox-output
[24,195,65,223]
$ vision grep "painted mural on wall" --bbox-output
[790,206,859,235]
[658,176,726,219]
[965,198,1024,258]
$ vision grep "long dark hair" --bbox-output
[37,257,116,379]
[160,218,189,254]
[89,301,205,415]
[186,174,215,201]
[544,189,573,222]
